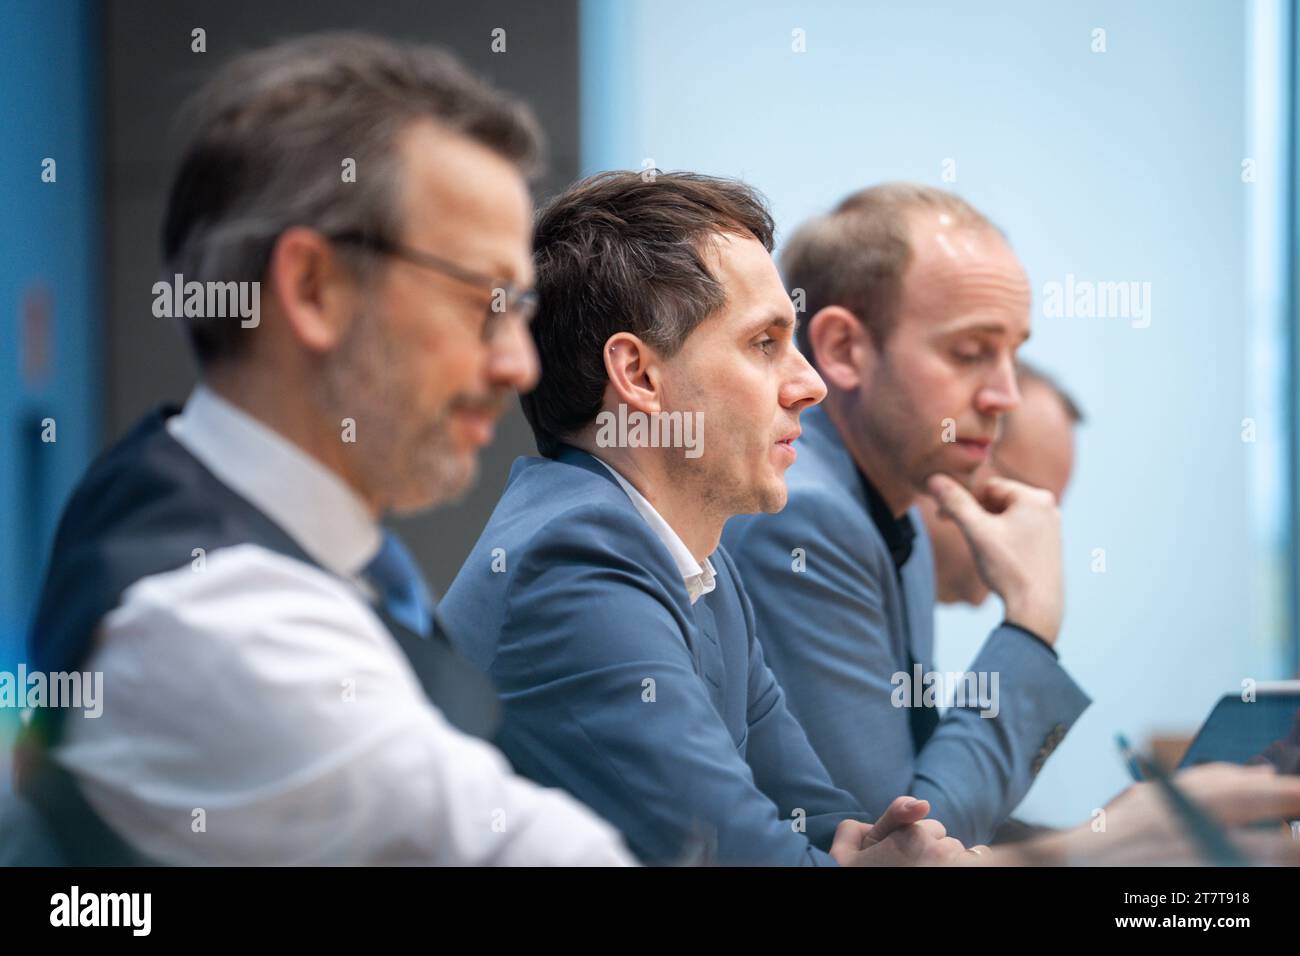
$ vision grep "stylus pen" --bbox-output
[1117,734,1249,866]
[1115,733,1145,782]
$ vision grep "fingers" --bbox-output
[848,810,972,866]
[891,819,947,850]
[974,475,1021,512]
[1178,762,1300,826]
[892,826,965,865]
[930,473,1052,522]
[952,847,991,867]
[937,836,969,863]
[1232,828,1300,866]
[925,475,988,533]
[977,475,1055,513]
[865,796,930,843]
[830,819,876,859]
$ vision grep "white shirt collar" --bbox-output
[593,458,716,604]
[166,384,382,580]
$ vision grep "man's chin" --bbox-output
[755,478,788,515]
[932,460,981,489]
[391,454,478,515]
[717,475,787,519]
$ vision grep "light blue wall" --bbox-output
[581,0,1287,825]
[0,0,101,759]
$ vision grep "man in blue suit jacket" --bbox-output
[441,171,973,866]
[724,184,1090,846]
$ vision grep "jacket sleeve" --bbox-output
[726,490,1090,846]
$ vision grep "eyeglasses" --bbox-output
[328,230,538,342]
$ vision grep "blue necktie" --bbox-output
[364,531,435,639]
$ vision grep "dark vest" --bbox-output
[17,407,499,864]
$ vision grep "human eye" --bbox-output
[952,339,989,364]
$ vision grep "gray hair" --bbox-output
[161,32,543,366]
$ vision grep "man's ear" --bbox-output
[807,305,872,391]
[602,331,663,414]
[266,226,357,354]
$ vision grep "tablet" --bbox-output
[1178,683,1300,770]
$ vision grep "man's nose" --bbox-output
[975,354,1020,416]
[782,347,828,410]
[488,314,540,393]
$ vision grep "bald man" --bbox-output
[920,362,1082,606]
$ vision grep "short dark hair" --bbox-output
[162,32,543,366]
[781,183,996,363]
[522,170,776,458]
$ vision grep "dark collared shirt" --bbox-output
[859,468,1058,659]
[857,469,939,751]
[858,470,916,572]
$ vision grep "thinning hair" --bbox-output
[781,183,998,362]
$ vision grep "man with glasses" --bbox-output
[328,230,539,342]
[17,33,634,865]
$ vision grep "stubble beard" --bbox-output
[319,306,476,516]
[665,432,784,522]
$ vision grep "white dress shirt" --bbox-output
[594,458,716,604]
[53,385,634,866]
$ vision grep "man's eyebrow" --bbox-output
[744,312,794,337]
[942,319,1030,344]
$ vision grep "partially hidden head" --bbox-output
[784,183,1032,515]
[162,32,543,515]
[921,361,1083,606]
[522,170,826,519]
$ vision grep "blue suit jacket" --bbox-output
[440,447,863,865]
[723,405,1091,845]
